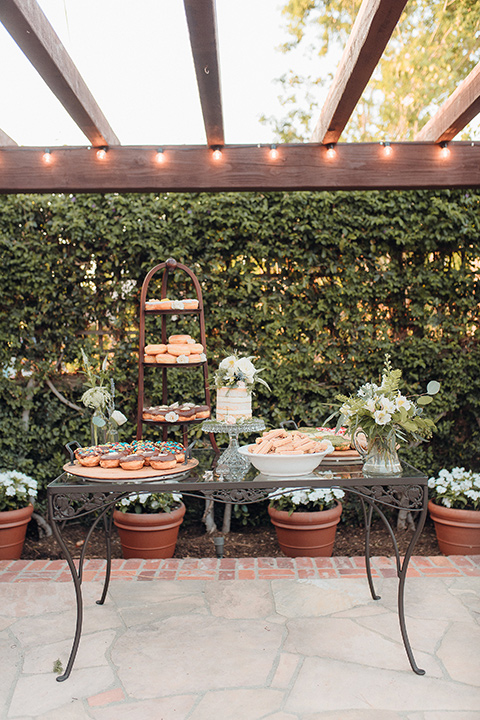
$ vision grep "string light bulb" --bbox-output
[382,141,392,157]
[42,148,52,164]
[440,141,450,158]
[325,143,336,159]
[269,144,279,160]
[96,147,107,160]
[155,148,165,164]
[212,147,222,161]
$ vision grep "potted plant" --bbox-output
[428,467,480,555]
[334,354,440,476]
[0,470,38,559]
[268,487,345,557]
[113,491,185,559]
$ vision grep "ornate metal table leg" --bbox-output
[48,492,84,683]
[97,507,114,606]
[396,485,429,675]
[361,498,380,600]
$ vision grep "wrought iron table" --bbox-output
[47,451,428,681]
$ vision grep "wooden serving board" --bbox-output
[63,458,198,482]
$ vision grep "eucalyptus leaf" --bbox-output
[92,415,106,427]
[427,381,440,395]
[417,396,433,406]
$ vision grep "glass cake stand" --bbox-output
[201,418,266,480]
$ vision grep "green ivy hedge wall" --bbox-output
[1,189,479,497]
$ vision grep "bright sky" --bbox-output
[0,0,324,147]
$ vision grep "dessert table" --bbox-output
[47,450,428,681]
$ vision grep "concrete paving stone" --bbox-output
[112,614,284,698]
[23,700,93,719]
[117,593,208,628]
[204,580,274,618]
[270,652,301,688]
[0,616,15,631]
[437,621,480,686]
[8,666,115,717]
[283,617,440,676]
[355,611,449,655]
[107,578,205,608]
[285,657,480,714]
[302,712,406,719]
[21,629,116,674]
[271,579,371,618]
[421,713,480,719]
[187,688,285,720]
[331,604,387,619]
[0,634,22,714]
[89,695,198,720]
[0,582,76,617]
[376,578,475,622]
[261,713,298,720]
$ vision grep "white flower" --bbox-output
[236,357,256,380]
[339,403,352,418]
[396,394,412,412]
[81,386,111,410]
[176,355,189,364]
[165,411,179,422]
[379,396,396,414]
[171,300,185,310]
[373,409,392,425]
[364,398,376,413]
[219,356,236,371]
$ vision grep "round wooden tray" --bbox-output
[63,457,198,482]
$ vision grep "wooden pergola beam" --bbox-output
[184,0,224,147]
[415,63,480,143]
[0,0,120,147]
[0,143,478,193]
[311,0,408,145]
[0,128,17,146]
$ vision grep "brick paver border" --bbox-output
[1,555,479,582]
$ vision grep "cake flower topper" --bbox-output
[214,354,270,391]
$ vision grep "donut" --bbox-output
[177,407,196,420]
[99,452,122,468]
[188,354,204,363]
[75,448,101,467]
[119,454,145,470]
[145,299,164,310]
[149,452,177,470]
[188,343,204,354]
[159,440,185,463]
[144,354,157,364]
[156,299,172,310]
[155,353,177,364]
[167,343,192,356]
[183,298,199,309]
[195,405,211,419]
[145,344,167,355]
[168,334,193,344]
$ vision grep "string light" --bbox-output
[212,147,222,161]
[381,141,392,157]
[325,143,336,159]
[42,148,52,164]
[440,141,450,158]
[96,147,107,160]
[269,144,279,160]
[155,148,165,164]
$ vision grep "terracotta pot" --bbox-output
[428,500,480,555]
[268,502,342,557]
[113,503,186,559]
[0,504,34,560]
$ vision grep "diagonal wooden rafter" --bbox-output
[414,63,480,143]
[183,0,224,147]
[0,128,17,146]
[0,0,120,147]
[311,0,408,145]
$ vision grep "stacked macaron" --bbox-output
[144,334,206,364]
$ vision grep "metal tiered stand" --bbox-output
[201,418,265,479]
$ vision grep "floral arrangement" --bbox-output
[428,468,480,511]
[116,491,183,514]
[335,355,440,447]
[269,487,345,515]
[214,354,270,391]
[0,470,38,512]
[80,349,127,444]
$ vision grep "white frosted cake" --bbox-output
[216,387,252,421]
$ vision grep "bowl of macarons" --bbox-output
[238,428,334,477]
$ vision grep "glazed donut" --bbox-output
[167,343,192,356]
[159,440,185,463]
[188,354,204,363]
[145,344,167,355]
[188,343,204,354]
[183,299,199,309]
[144,354,157,364]
[168,334,193,344]
[156,353,177,364]
[99,452,122,468]
[156,299,172,310]
[145,299,163,310]
[75,448,101,467]
[119,454,145,470]
[177,407,196,420]
[195,405,211,419]
[149,452,177,470]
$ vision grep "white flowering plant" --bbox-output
[214,354,270,391]
[269,487,345,515]
[428,468,480,511]
[80,349,127,443]
[0,470,38,512]
[335,355,440,448]
[116,491,183,515]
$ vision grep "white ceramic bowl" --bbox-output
[238,442,334,477]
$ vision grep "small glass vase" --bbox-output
[354,432,402,477]
[90,411,118,446]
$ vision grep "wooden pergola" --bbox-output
[0,0,479,193]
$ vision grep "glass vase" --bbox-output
[90,411,118,446]
[355,433,402,477]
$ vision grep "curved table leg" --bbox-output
[97,508,114,606]
[361,498,380,600]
